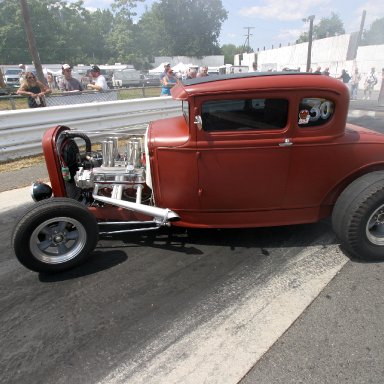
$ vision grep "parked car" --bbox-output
[4,68,22,87]
[12,72,384,273]
[140,73,161,87]
[112,69,141,88]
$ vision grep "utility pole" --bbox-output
[19,0,45,83]
[243,27,254,53]
[303,15,315,72]
[356,10,366,48]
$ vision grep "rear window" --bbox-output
[298,98,334,127]
[201,98,288,131]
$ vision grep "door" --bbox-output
[196,97,292,211]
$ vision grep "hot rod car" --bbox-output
[12,72,384,272]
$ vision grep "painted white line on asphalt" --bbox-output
[98,236,348,384]
[348,109,384,119]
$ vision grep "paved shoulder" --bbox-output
[241,261,384,383]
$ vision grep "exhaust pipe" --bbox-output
[92,194,180,224]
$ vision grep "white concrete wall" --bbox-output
[153,56,224,68]
[249,34,383,90]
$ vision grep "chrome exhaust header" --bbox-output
[92,194,180,224]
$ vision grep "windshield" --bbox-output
[5,69,21,75]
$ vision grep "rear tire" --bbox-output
[12,198,99,273]
[332,171,384,261]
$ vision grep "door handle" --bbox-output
[279,138,293,147]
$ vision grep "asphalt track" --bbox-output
[1,98,384,383]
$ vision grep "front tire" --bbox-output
[332,171,384,261]
[12,198,99,273]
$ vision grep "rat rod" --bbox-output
[12,72,384,272]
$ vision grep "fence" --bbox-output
[0,86,162,111]
[45,90,118,106]
[0,96,181,162]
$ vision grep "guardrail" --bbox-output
[0,96,181,162]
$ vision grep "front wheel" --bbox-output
[332,171,384,261]
[12,198,99,273]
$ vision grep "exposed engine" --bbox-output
[30,128,180,234]
[57,130,151,206]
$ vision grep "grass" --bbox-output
[0,154,45,172]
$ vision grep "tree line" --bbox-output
[0,0,382,69]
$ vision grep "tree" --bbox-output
[106,0,144,63]
[314,12,345,39]
[296,12,345,43]
[0,1,29,63]
[136,0,228,57]
[221,44,243,65]
[86,9,114,63]
[0,0,103,64]
[361,17,384,45]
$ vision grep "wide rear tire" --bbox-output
[332,171,384,261]
[12,198,99,273]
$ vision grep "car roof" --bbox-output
[171,72,347,100]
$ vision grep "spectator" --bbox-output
[18,64,26,82]
[378,68,384,106]
[363,67,378,100]
[160,62,171,83]
[87,65,108,91]
[338,69,351,84]
[350,68,361,100]
[46,72,58,90]
[160,68,178,96]
[322,67,330,76]
[59,64,83,92]
[314,66,322,74]
[17,71,52,108]
[81,70,92,87]
[186,68,197,79]
[197,66,209,78]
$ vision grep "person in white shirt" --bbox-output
[363,67,378,100]
[87,65,108,91]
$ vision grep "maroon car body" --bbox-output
[12,73,384,272]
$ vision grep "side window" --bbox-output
[182,101,189,123]
[201,98,288,132]
[298,98,334,127]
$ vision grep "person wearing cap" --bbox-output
[87,65,108,91]
[160,67,178,96]
[159,62,171,82]
[59,64,83,92]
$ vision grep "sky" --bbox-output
[69,0,384,50]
